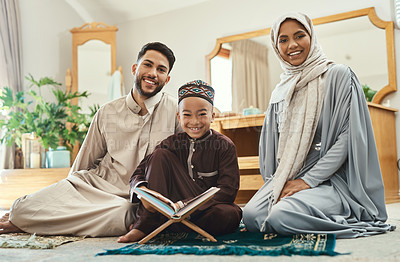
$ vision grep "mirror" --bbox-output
[78,40,111,114]
[69,22,122,111]
[206,7,397,113]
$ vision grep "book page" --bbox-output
[134,187,177,217]
[137,187,178,212]
[174,187,220,218]
[134,186,220,220]
[184,187,219,207]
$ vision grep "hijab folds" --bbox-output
[267,13,334,204]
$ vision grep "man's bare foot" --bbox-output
[117,229,146,243]
[0,213,10,222]
[1,212,24,234]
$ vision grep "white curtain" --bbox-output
[0,0,23,169]
[231,39,270,113]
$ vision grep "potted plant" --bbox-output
[362,84,377,102]
[0,74,98,167]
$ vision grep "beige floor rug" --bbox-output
[0,233,85,249]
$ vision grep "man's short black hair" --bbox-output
[137,42,176,73]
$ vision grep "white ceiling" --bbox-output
[65,0,211,24]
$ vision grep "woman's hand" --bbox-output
[278,179,310,202]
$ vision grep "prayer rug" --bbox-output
[97,231,339,256]
[0,233,85,249]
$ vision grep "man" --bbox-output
[0,42,181,237]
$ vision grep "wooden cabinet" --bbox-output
[211,114,264,204]
[367,103,400,203]
[212,103,400,205]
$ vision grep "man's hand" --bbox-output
[278,179,310,202]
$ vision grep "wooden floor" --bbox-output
[0,168,70,209]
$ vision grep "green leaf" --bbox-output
[1,74,97,151]
[362,84,377,102]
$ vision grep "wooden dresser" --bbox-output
[367,102,400,203]
[212,103,400,204]
[211,114,265,204]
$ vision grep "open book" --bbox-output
[133,186,220,244]
[134,186,220,219]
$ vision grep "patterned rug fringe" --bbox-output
[97,232,339,256]
[98,244,339,256]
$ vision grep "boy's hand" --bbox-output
[138,186,157,213]
[141,198,157,213]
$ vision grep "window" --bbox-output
[210,48,232,113]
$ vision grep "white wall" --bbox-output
[18,0,400,172]
[115,0,393,93]
[19,0,84,101]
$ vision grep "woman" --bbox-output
[242,13,394,238]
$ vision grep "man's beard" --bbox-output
[135,76,165,98]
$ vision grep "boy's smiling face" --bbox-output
[177,96,215,139]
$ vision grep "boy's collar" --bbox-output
[187,130,212,142]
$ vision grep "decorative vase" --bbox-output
[46,146,70,168]
[21,132,42,169]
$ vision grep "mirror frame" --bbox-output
[70,22,118,105]
[206,7,396,104]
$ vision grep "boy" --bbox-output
[118,80,242,243]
